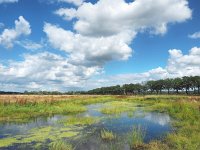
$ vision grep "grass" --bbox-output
[62,116,98,126]
[49,141,73,150]
[165,102,200,150]
[0,101,86,122]
[100,129,116,141]
[100,101,136,115]
[128,125,146,149]
[72,96,114,105]
[143,98,200,150]
[0,95,113,122]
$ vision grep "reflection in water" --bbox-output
[144,112,170,126]
[0,103,172,150]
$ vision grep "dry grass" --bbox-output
[0,95,100,104]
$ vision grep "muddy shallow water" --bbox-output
[0,103,172,150]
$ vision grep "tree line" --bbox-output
[87,76,200,95]
[0,76,199,95]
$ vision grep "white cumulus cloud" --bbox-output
[0,0,195,91]
[69,0,191,36]
[50,0,192,71]
[16,40,43,51]
[44,23,135,66]
[0,52,102,91]
[0,16,31,48]
[54,8,77,21]
[1,47,200,91]
[86,47,200,89]
[167,47,200,77]
[189,31,200,39]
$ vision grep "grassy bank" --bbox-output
[131,96,200,150]
[0,101,86,122]
[0,95,116,122]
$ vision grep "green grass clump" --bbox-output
[128,125,146,149]
[100,101,136,115]
[63,116,98,126]
[49,141,73,150]
[100,129,116,141]
[145,141,169,150]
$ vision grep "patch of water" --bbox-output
[0,103,172,150]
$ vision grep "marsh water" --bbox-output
[0,103,172,150]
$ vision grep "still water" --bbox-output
[0,103,172,150]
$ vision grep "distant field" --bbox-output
[0,94,200,103]
[0,95,99,103]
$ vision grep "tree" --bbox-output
[146,80,156,93]
[155,80,165,94]
[182,76,192,94]
[172,78,183,94]
[191,76,200,94]
[164,78,173,94]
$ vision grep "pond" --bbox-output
[0,103,172,150]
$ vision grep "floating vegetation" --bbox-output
[0,126,80,148]
[0,137,18,148]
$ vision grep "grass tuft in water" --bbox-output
[100,101,136,115]
[128,125,146,149]
[49,141,73,150]
[63,116,98,126]
[100,129,116,141]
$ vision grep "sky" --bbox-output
[0,0,200,92]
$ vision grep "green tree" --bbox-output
[163,78,173,94]
[172,78,183,94]
[182,76,192,94]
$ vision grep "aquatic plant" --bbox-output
[100,129,116,141]
[63,116,98,126]
[0,126,80,148]
[100,101,136,115]
[49,141,73,150]
[128,125,146,149]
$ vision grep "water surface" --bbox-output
[0,103,172,150]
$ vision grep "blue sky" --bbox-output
[0,0,200,91]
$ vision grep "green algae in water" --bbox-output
[0,126,81,148]
[0,137,18,147]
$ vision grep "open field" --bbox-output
[0,95,199,150]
